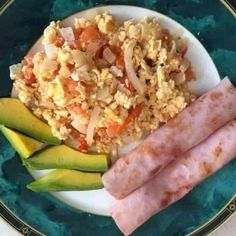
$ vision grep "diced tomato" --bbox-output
[109,45,121,55]
[116,53,125,69]
[78,135,89,152]
[65,78,79,97]
[80,81,93,93]
[95,46,103,58]
[79,25,102,45]
[130,104,143,118]
[118,75,135,92]
[23,67,37,86]
[70,129,89,152]
[75,40,82,50]
[73,28,83,40]
[106,104,143,137]
[54,36,65,47]
[185,66,195,81]
[118,104,143,132]
[95,44,107,58]
[106,123,121,138]
[67,103,89,117]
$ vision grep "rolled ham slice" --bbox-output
[111,120,236,235]
[103,78,236,199]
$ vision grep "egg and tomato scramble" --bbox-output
[10,12,196,155]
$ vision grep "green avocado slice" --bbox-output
[27,169,103,192]
[23,145,109,172]
[0,98,61,145]
[0,125,45,159]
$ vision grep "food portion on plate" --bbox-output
[2,11,196,194]
[9,12,195,155]
[27,169,104,192]
[23,145,109,172]
[103,77,236,199]
[0,124,44,159]
[1,9,236,236]
[111,119,236,235]
[0,98,61,145]
[0,98,109,192]
[103,77,236,235]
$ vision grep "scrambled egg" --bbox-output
[114,91,135,109]
[10,12,196,154]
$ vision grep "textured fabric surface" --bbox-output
[0,1,236,235]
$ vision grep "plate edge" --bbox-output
[1,194,236,236]
[0,200,44,236]
[187,194,236,236]
[0,1,235,236]
[220,0,236,17]
[0,0,14,15]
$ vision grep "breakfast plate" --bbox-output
[26,4,220,217]
[0,1,236,236]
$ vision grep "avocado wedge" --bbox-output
[27,169,103,192]
[0,98,61,145]
[23,145,109,172]
[0,125,45,158]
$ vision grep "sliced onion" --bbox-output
[173,72,186,85]
[87,41,102,58]
[11,85,19,98]
[71,117,87,134]
[180,58,190,72]
[71,67,90,81]
[64,137,80,150]
[97,87,109,100]
[72,50,88,67]
[110,65,123,77]
[118,84,131,96]
[168,40,176,58]
[124,40,144,94]
[86,106,101,146]
[78,64,90,72]
[9,63,23,80]
[44,44,58,59]
[42,58,58,72]
[71,70,79,81]
[59,27,75,42]
[103,47,116,64]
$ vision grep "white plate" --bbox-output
[27,5,220,216]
